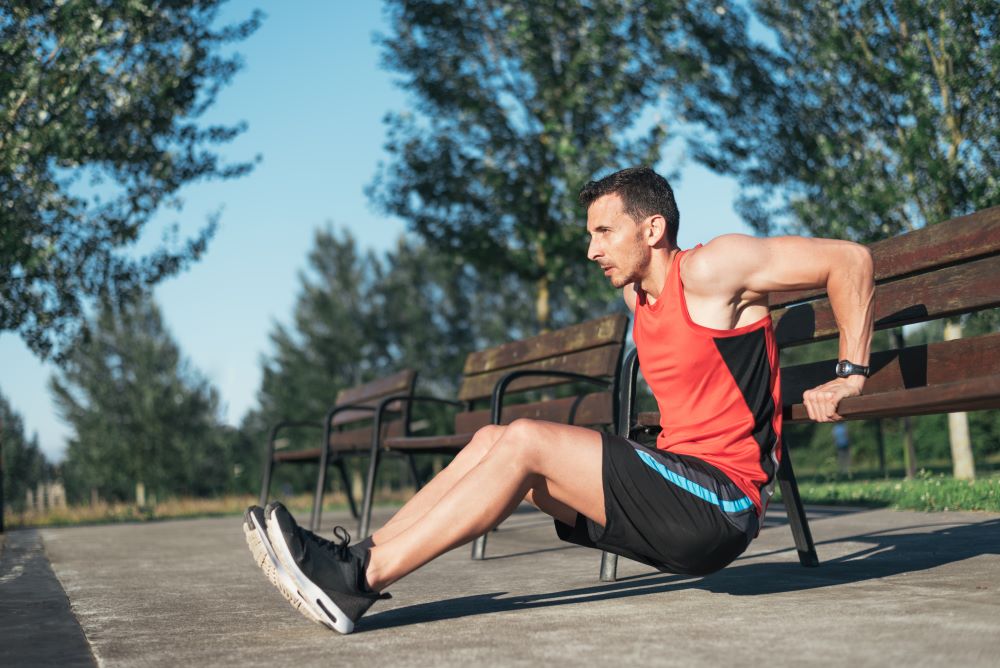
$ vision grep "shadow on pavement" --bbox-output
[362,517,1000,632]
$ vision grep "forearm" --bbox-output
[827,243,875,389]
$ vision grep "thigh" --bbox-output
[500,419,606,526]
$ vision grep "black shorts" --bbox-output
[555,432,759,575]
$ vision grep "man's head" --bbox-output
[581,166,680,288]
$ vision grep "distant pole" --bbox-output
[1,414,5,533]
[875,420,887,479]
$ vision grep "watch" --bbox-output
[835,360,870,378]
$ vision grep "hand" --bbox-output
[802,377,863,423]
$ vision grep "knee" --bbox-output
[464,424,505,461]
[492,419,542,469]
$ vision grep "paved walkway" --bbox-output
[2,504,999,666]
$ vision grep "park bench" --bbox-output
[601,205,1000,581]
[356,313,630,559]
[258,369,417,532]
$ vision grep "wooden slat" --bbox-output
[452,392,614,433]
[330,405,404,427]
[781,332,1000,404]
[769,207,1000,308]
[331,369,417,427]
[327,420,405,449]
[383,432,473,452]
[335,369,416,406]
[773,254,1000,347]
[457,343,621,402]
[462,314,628,375]
[636,411,660,429]
[784,375,1000,422]
[272,421,406,462]
[273,447,324,463]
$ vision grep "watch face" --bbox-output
[836,361,851,377]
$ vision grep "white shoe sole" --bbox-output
[243,511,328,628]
[265,507,356,634]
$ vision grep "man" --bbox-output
[244,166,875,634]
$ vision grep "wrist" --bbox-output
[841,375,865,393]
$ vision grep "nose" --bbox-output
[587,237,601,262]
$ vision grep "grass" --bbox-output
[780,470,1000,512]
[2,490,412,531]
[6,473,1000,530]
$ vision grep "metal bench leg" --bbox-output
[258,425,280,507]
[600,551,619,582]
[358,449,382,538]
[335,458,359,520]
[777,441,819,567]
[311,414,337,532]
[406,453,423,491]
[471,533,487,560]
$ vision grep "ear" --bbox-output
[645,214,668,247]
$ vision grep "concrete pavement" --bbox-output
[2,503,999,666]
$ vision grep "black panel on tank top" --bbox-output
[712,328,778,484]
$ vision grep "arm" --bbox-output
[688,234,875,422]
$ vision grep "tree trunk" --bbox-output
[534,240,551,332]
[873,420,887,479]
[944,320,976,479]
[535,274,551,332]
[901,417,918,479]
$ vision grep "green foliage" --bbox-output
[50,294,236,502]
[1,387,52,513]
[248,227,535,493]
[371,0,748,329]
[683,0,999,238]
[785,470,1000,512]
[0,1,261,360]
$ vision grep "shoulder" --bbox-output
[680,234,761,295]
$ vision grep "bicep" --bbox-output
[696,234,869,297]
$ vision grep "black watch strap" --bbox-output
[835,360,870,378]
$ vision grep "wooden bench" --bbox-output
[357,314,631,559]
[258,369,417,532]
[603,206,1000,581]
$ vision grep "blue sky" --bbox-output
[1,1,751,462]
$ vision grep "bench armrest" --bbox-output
[490,370,611,425]
[370,394,464,446]
[268,420,324,446]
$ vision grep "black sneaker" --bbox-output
[265,502,389,634]
[242,506,324,626]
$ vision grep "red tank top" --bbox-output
[632,247,782,513]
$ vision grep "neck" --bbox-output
[637,247,680,302]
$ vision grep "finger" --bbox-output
[803,396,817,422]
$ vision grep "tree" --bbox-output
[682,0,998,238]
[250,226,532,492]
[1,387,51,516]
[675,0,998,478]
[370,0,749,330]
[51,294,230,502]
[0,1,261,360]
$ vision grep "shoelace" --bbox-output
[295,522,353,561]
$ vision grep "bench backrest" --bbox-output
[774,206,1000,422]
[454,314,630,431]
[326,369,417,449]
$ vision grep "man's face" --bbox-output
[586,193,649,289]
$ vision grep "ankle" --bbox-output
[364,546,387,592]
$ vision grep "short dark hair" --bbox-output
[579,166,679,248]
